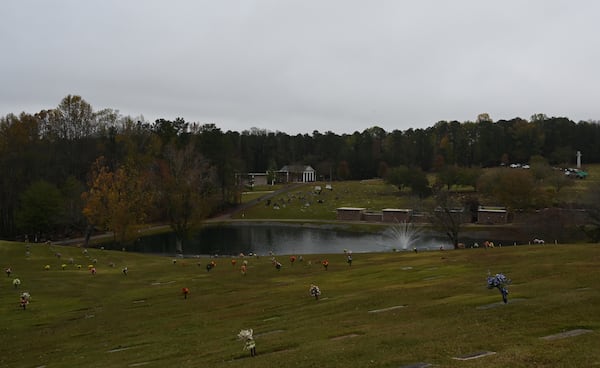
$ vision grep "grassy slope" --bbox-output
[234,180,431,220]
[235,164,600,221]
[1,241,599,368]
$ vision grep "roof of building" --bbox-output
[278,165,315,173]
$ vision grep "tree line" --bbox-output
[2,95,600,242]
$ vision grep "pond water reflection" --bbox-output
[110,223,451,256]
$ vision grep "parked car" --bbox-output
[564,168,588,179]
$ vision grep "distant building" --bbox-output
[434,207,468,224]
[362,211,383,222]
[477,206,508,224]
[277,165,316,183]
[236,172,269,188]
[336,207,366,221]
[247,173,268,187]
[382,208,413,223]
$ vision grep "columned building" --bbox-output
[277,165,316,183]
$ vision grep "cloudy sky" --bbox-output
[2,1,599,134]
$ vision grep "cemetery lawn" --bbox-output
[233,164,600,221]
[233,179,431,220]
[1,241,599,367]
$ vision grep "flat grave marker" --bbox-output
[368,305,406,313]
[452,351,496,361]
[541,329,593,341]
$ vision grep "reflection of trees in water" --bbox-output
[131,224,387,256]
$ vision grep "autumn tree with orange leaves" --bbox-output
[82,157,153,245]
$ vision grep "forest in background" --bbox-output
[2,95,600,242]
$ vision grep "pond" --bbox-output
[110,223,453,257]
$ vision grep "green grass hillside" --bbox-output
[1,241,598,367]
[234,180,429,220]
[234,164,600,221]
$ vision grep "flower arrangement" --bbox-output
[206,260,216,272]
[309,284,321,300]
[20,292,30,310]
[237,329,256,356]
[487,272,511,304]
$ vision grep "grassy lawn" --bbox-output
[234,165,600,221]
[233,180,432,220]
[1,240,598,367]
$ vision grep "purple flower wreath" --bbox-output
[487,273,511,304]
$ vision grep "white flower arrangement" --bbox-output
[309,284,321,300]
[237,329,256,356]
[237,328,253,341]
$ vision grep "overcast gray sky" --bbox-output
[2,1,599,134]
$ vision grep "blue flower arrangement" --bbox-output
[487,273,511,304]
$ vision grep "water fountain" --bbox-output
[384,221,448,251]
[385,221,422,251]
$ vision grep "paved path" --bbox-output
[208,183,307,221]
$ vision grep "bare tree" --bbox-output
[46,95,95,140]
[155,143,216,253]
[430,191,465,249]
